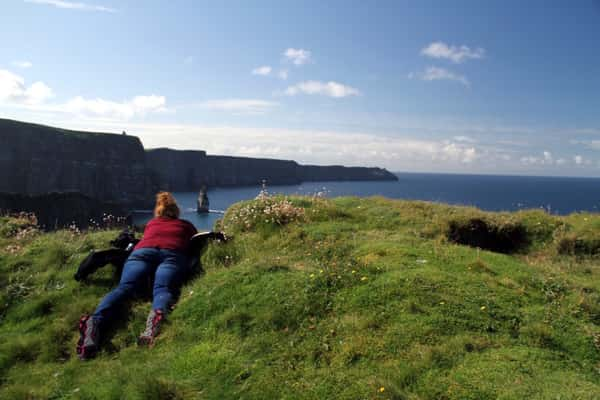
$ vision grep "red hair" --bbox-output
[154,192,180,219]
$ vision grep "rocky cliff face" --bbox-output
[0,118,397,215]
[0,119,155,207]
[146,148,397,191]
[146,149,303,189]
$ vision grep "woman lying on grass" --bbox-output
[77,192,197,360]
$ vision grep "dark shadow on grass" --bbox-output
[447,218,530,254]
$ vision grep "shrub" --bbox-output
[0,213,39,240]
[223,194,306,233]
[555,233,600,256]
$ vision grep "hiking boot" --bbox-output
[138,309,164,346]
[76,315,100,360]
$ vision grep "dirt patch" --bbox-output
[446,217,529,253]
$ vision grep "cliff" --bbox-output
[146,148,397,191]
[145,149,302,189]
[0,118,397,216]
[297,164,397,182]
[0,119,155,207]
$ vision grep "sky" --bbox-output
[1,0,600,176]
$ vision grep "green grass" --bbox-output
[1,196,599,399]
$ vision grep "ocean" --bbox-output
[132,172,600,230]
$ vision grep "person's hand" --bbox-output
[210,232,228,242]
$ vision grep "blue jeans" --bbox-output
[93,248,188,324]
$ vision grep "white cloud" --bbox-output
[278,69,289,80]
[12,61,33,68]
[199,99,278,114]
[24,0,116,12]
[251,66,272,76]
[520,151,555,166]
[283,48,312,65]
[453,135,476,143]
[64,95,166,119]
[0,69,53,105]
[25,82,54,105]
[421,41,485,63]
[285,81,360,98]
[440,143,478,163]
[571,154,593,166]
[520,156,537,165]
[410,67,470,86]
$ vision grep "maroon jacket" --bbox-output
[134,217,197,253]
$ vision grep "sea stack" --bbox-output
[197,186,209,214]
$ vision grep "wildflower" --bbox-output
[480,306,486,311]
[319,269,324,274]
[351,270,357,274]
[379,387,385,393]
[360,276,368,281]
[439,301,445,305]
[310,273,315,278]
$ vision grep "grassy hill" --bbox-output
[1,196,599,399]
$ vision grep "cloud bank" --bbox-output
[0,69,53,105]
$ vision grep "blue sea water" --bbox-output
[133,173,600,230]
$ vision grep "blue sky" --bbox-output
[2,0,600,176]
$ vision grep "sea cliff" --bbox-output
[0,118,397,202]
[0,119,154,207]
[146,148,397,190]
